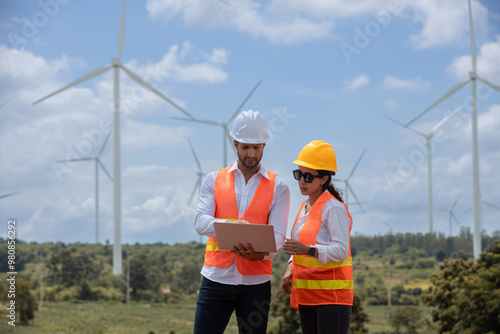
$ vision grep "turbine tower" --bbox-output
[187,139,206,206]
[404,0,500,260]
[438,194,461,237]
[385,106,462,233]
[32,0,195,274]
[172,80,262,167]
[57,132,113,244]
[335,149,366,212]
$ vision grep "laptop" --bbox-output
[213,222,277,253]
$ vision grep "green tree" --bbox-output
[16,278,38,325]
[269,288,300,334]
[422,240,500,333]
[170,262,201,295]
[349,294,368,334]
[389,306,430,334]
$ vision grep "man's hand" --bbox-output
[232,243,269,261]
[282,262,293,295]
[230,220,250,224]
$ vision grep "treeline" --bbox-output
[351,227,500,260]
[1,228,498,306]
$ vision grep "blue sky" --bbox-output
[1,0,499,245]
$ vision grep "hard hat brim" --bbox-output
[293,159,337,172]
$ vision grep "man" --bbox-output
[194,110,290,334]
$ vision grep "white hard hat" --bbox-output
[230,110,270,144]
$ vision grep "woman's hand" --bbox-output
[282,262,293,294]
[283,238,309,256]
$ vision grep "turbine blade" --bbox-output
[384,114,426,137]
[468,0,477,72]
[0,191,22,199]
[347,183,364,213]
[117,0,127,60]
[404,80,470,127]
[483,201,500,210]
[97,159,114,182]
[226,79,263,124]
[347,148,367,180]
[98,131,112,157]
[188,139,203,172]
[460,206,472,217]
[188,178,202,205]
[478,78,500,92]
[428,106,464,134]
[171,116,220,127]
[33,66,113,105]
[120,65,195,119]
[451,193,462,210]
[224,125,236,153]
[57,157,93,163]
[0,97,14,109]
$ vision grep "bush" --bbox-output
[389,306,431,334]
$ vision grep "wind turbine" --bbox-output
[379,218,400,307]
[0,192,22,199]
[187,139,206,206]
[385,106,463,234]
[404,0,500,260]
[172,80,262,167]
[438,194,462,237]
[32,0,195,274]
[380,219,401,235]
[460,191,500,233]
[334,149,367,213]
[57,132,113,244]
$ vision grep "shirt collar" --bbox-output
[227,161,270,180]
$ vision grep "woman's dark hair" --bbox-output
[318,170,343,203]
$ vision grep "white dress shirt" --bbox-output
[195,162,290,285]
[290,191,351,264]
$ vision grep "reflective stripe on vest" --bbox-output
[203,166,276,275]
[290,192,354,309]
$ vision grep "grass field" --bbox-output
[0,301,434,333]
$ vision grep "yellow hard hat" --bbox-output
[293,140,337,171]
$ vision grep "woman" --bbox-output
[282,140,354,334]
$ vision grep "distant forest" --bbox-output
[1,227,499,305]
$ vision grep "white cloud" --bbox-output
[407,0,488,49]
[446,35,500,82]
[122,119,194,150]
[381,75,430,91]
[343,74,370,91]
[146,0,335,44]
[126,42,229,83]
[145,0,490,48]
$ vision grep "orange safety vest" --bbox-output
[203,166,276,275]
[290,192,353,309]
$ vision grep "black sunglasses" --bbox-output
[293,169,322,183]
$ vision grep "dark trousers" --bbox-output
[193,277,271,334]
[298,304,352,334]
